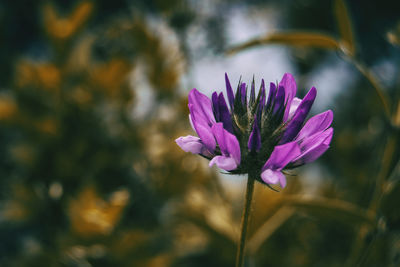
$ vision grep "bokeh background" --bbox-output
[0,0,399,266]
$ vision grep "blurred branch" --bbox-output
[227,0,392,121]
[346,134,397,266]
[226,32,340,55]
[227,32,391,121]
[282,195,376,226]
[369,135,397,213]
[334,0,356,56]
[347,58,391,120]
[181,212,236,244]
[247,207,295,255]
[385,155,400,187]
[335,0,391,119]
[245,194,375,259]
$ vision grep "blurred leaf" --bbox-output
[68,186,130,237]
[227,32,340,54]
[334,0,356,56]
[394,100,400,127]
[1,183,39,222]
[0,96,17,120]
[177,188,237,243]
[381,158,400,228]
[43,1,93,40]
[283,195,375,226]
[387,21,400,47]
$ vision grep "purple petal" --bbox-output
[298,128,333,153]
[288,97,301,120]
[190,104,211,128]
[292,128,333,165]
[189,105,216,152]
[209,155,238,171]
[248,115,261,152]
[280,87,317,144]
[225,73,235,110]
[296,110,333,141]
[188,89,215,126]
[266,82,276,110]
[212,91,232,132]
[279,73,297,122]
[189,114,195,132]
[225,133,241,165]
[262,141,301,171]
[211,123,241,164]
[260,169,287,188]
[272,85,285,115]
[175,135,212,157]
[192,121,216,152]
[212,92,220,120]
[297,144,330,165]
[217,93,233,133]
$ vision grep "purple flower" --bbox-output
[176,73,333,188]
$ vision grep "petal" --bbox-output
[212,92,220,120]
[279,174,287,188]
[189,104,211,128]
[188,89,215,126]
[190,105,216,152]
[299,128,333,152]
[288,97,301,120]
[266,82,276,110]
[248,115,261,152]
[280,87,317,144]
[192,121,216,152]
[296,110,333,141]
[262,141,301,171]
[189,114,195,132]
[225,73,235,110]
[217,93,234,133]
[175,135,206,154]
[209,155,238,171]
[211,123,241,164]
[225,131,241,165]
[292,128,333,165]
[211,123,226,153]
[279,73,297,121]
[272,85,285,116]
[295,144,330,166]
[261,169,287,188]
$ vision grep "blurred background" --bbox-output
[0,0,399,266]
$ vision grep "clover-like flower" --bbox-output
[176,73,333,188]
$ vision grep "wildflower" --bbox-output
[176,73,333,188]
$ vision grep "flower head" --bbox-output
[176,73,333,188]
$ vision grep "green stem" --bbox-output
[349,58,391,120]
[235,174,256,267]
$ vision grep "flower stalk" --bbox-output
[236,172,256,267]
